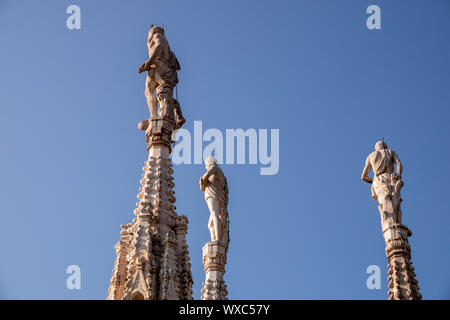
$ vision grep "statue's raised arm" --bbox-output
[361,156,373,184]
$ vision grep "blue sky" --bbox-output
[1,0,449,299]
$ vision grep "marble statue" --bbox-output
[361,141,421,300]
[200,157,229,300]
[200,157,229,249]
[138,25,185,129]
[361,140,403,227]
[108,25,193,301]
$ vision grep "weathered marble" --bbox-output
[201,242,228,300]
[199,157,229,249]
[199,157,229,300]
[138,25,185,129]
[107,26,192,300]
[362,141,421,300]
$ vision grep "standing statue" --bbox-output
[200,157,230,300]
[361,141,421,300]
[361,141,404,228]
[200,157,229,249]
[138,25,185,129]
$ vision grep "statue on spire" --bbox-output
[138,25,185,129]
[361,140,404,227]
[200,157,229,250]
[361,141,421,300]
[107,25,193,301]
[200,157,230,300]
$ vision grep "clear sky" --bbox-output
[1,0,449,299]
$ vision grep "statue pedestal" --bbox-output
[380,223,421,300]
[142,117,175,152]
[201,241,228,300]
[382,223,411,244]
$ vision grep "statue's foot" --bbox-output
[138,120,149,131]
[176,117,186,129]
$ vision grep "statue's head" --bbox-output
[375,141,388,151]
[205,156,218,169]
[150,25,164,35]
[147,25,165,48]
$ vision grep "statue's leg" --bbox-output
[207,198,220,242]
[392,195,402,224]
[174,100,185,129]
[382,197,394,220]
[220,212,228,245]
[208,216,216,242]
[397,208,402,225]
[378,193,395,231]
[156,84,174,121]
[145,75,158,119]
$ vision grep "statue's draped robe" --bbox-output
[371,149,403,202]
[149,50,180,89]
[369,149,403,223]
[145,33,181,121]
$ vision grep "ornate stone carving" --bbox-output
[201,279,228,301]
[361,141,421,300]
[200,157,229,300]
[107,224,132,300]
[107,26,192,300]
[138,25,185,130]
[201,242,229,300]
